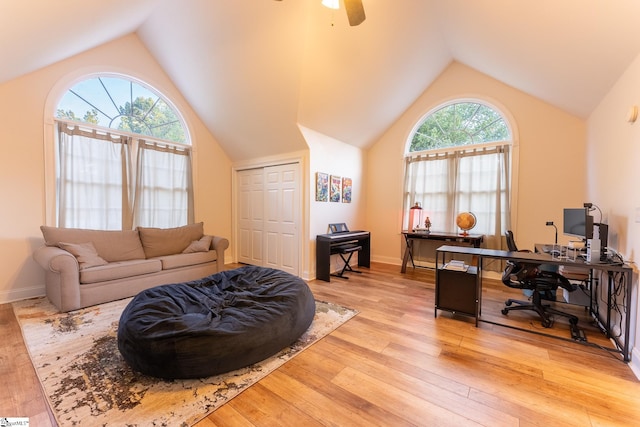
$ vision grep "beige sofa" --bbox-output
[33,222,229,312]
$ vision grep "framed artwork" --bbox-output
[315,172,328,201]
[342,177,352,203]
[330,175,341,202]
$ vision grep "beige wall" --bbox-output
[366,61,586,264]
[587,51,640,373]
[0,34,232,303]
[302,126,366,278]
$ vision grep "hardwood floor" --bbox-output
[3,262,640,426]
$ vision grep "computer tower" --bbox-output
[595,223,608,261]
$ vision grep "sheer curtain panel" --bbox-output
[133,140,193,228]
[56,121,193,230]
[404,144,511,252]
[57,123,130,230]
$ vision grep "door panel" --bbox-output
[236,163,299,275]
[237,169,265,265]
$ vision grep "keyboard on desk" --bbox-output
[541,245,561,255]
[541,245,585,255]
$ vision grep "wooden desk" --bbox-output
[401,231,483,272]
[435,245,633,362]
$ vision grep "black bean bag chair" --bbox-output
[117,266,316,379]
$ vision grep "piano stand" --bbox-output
[331,244,363,279]
[316,230,370,282]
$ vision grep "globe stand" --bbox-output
[456,212,477,237]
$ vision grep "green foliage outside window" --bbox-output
[56,76,187,144]
[117,97,185,142]
[410,102,509,152]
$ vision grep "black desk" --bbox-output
[435,245,633,362]
[316,231,370,282]
[401,231,484,272]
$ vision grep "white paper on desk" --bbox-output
[444,260,468,271]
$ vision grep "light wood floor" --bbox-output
[3,262,640,426]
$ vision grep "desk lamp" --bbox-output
[584,202,603,223]
[409,202,422,231]
[545,221,557,244]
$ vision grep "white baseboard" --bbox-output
[0,284,45,305]
[629,347,640,380]
[371,255,401,265]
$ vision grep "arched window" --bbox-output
[54,75,193,230]
[409,102,509,152]
[404,100,513,250]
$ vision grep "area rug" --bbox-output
[12,296,357,426]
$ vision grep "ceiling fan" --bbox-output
[274,0,366,26]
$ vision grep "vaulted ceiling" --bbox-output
[3,0,640,161]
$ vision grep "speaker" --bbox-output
[587,238,600,263]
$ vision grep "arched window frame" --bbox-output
[43,71,199,229]
[405,99,512,156]
[56,75,190,144]
[402,97,520,253]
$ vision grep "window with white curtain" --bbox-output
[55,75,193,230]
[404,100,512,250]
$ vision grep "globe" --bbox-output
[456,212,477,236]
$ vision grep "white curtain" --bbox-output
[56,122,193,230]
[57,123,130,230]
[404,144,511,251]
[133,140,194,228]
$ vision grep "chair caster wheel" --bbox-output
[541,318,552,328]
[505,301,513,306]
[501,308,509,315]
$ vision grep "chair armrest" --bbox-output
[209,235,229,271]
[33,245,78,272]
[33,246,81,312]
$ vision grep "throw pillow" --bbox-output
[40,226,146,262]
[182,235,213,254]
[58,242,109,270]
[137,222,205,258]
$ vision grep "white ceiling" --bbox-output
[3,0,640,160]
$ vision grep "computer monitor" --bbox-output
[563,208,593,240]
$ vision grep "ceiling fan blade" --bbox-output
[344,0,366,26]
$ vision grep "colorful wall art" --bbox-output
[342,177,352,203]
[330,175,341,202]
[316,172,328,201]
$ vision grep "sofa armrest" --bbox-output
[210,235,229,271]
[33,246,81,312]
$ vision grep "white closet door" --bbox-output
[264,163,299,275]
[236,163,300,275]
[237,168,264,265]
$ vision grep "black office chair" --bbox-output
[505,230,527,252]
[501,261,578,328]
[501,230,579,330]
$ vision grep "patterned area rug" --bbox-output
[13,296,357,426]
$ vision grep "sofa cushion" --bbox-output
[80,259,162,284]
[138,223,204,258]
[182,235,213,254]
[41,226,146,262]
[158,251,217,271]
[58,242,109,270]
